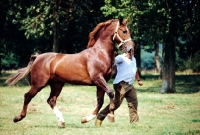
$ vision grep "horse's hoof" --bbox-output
[13,116,19,123]
[81,117,87,124]
[107,113,115,123]
[81,115,96,124]
[58,121,65,128]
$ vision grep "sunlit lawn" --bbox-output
[0,71,199,135]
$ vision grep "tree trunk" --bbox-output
[0,55,2,75]
[135,44,142,78]
[161,35,175,93]
[52,0,59,52]
[154,41,160,73]
[161,0,177,93]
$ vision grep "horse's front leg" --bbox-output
[81,76,115,123]
[93,76,115,112]
[81,86,105,123]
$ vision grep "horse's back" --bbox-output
[51,53,93,84]
[31,52,92,85]
[30,50,112,85]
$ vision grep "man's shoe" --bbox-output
[107,113,115,122]
[95,119,102,127]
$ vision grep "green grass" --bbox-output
[0,71,200,135]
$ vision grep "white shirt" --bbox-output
[113,54,137,84]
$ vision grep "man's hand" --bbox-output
[138,80,143,86]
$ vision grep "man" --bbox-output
[95,47,143,126]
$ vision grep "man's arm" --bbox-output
[135,71,143,86]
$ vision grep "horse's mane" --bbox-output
[86,19,115,48]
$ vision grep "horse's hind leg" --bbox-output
[47,81,65,128]
[13,85,42,122]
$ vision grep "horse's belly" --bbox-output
[53,69,93,85]
[49,54,93,85]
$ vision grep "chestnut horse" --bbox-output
[6,19,134,128]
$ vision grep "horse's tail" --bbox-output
[5,55,38,86]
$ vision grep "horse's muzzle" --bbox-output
[121,41,135,53]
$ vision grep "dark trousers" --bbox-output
[97,81,139,123]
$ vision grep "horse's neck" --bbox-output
[91,23,116,58]
[91,38,115,66]
[95,38,114,52]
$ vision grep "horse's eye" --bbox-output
[123,30,127,34]
[119,28,127,34]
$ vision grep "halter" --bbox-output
[112,21,132,48]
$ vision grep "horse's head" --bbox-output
[113,19,135,53]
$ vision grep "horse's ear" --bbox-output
[119,18,123,24]
[122,19,128,25]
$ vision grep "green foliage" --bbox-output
[1,52,19,69]
[0,40,6,56]
[191,51,200,72]
[176,50,200,72]
[176,58,186,71]
[141,49,162,70]
[100,0,167,53]
[1,0,106,68]
[6,0,99,52]
[185,51,200,72]
[101,0,133,18]
[141,49,154,69]
[8,1,57,39]
[101,0,199,53]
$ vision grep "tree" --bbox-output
[154,41,160,73]
[59,0,106,53]
[100,0,200,93]
[161,0,200,92]
[9,0,70,52]
[1,0,106,69]
[8,0,106,53]
[0,0,34,69]
[179,0,200,72]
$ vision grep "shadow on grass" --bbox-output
[141,74,200,93]
[31,123,95,129]
[175,74,200,93]
[1,71,199,94]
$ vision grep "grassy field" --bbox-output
[0,71,200,135]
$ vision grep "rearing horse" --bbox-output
[6,19,134,128]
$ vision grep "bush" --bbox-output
[190,51,200,72]
[176,58,186,71]
[1,52,19,70]
[177,51,200,72]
